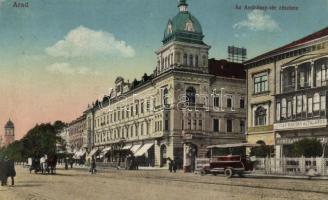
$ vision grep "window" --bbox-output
[240,120,245,134]
[188,119,191,130]
[313,93,320,115]
[314,58,328,87]
[254,73,268,94]
[276,102,281,121]
[163,88,169,106]
[141,102,144,113]
[227,96,232,108]
[297,96,302,114]
[186,87,196,105]
[131,106,134,116]
[189,55,193,67]
[183,54,187,65]
[213,119,219,132]
[198,120,202,130]
[281,99,286,120]
[308,97,313,115]
[255,106,267,126]
[181,120,184,130]
[122,109,124,119]
[195,55,199,67]
[227,119,232,133]
[240,97,245,109]
[164,120,169,131]
[321,95,326,111]
[135,104,139,115]
[287,100,292,118]
[141,123,144,135]
[213,96,220,107]
[202,55,206,67]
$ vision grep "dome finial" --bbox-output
[178,0,188,12]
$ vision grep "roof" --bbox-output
[207,143,260,149]
[163,2,203,45]
[4,119,14,129]
[208,59,246,79]
[245,26,328,65]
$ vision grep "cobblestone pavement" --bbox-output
[0,166,327,200]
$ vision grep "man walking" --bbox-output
[0,158,7,186]
[5,158,16,186]
[90,157,96,174]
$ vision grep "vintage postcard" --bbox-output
[0,0,328,199]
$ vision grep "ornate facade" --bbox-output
[245,27,328,157]
[83,0,246,170]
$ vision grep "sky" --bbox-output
[0,0,327,139]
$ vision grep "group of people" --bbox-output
[0,157,16,186]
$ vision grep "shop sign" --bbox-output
[274,119,328,130]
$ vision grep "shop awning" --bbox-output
[134,143,154,157]
[122,144,132,150]
[99,147,111,158]
[89,148,99,157]
[130,144,142,154]
[75,149,86,159]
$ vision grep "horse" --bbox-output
[46,155,57,174]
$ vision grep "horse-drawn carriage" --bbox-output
[200,143,259,178]
[29,155,57,174]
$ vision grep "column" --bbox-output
[295,65,298,90]
[310,61,314,87]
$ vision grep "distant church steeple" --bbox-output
[3,119,15,146]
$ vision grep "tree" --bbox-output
[250,141,274,157]
[53,120,67,134]
[291,138,323,157]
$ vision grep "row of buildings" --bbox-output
[61,0,328,170]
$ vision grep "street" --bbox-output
[0,166,327,200]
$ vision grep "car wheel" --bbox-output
[200,169,206,176]
[224,168,233,178]
[238,172,245,178]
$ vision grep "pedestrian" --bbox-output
[0,159,7,186]
[167,157,173,173]
[70,158,73,169]
[40,156,46,174]
[90,157,96,174]
[5,158,16,186]
[64,157,68,170]
[172,158,177,173]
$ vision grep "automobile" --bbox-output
[200,143,259,178]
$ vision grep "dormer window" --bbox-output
[185,20,194,32]
[167,23,172,34]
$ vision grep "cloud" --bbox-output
[46,62,99,75]
[45,26,135,58]
[233,10,280,32]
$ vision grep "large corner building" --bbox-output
[82,0,247,170]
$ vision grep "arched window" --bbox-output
[186,87,196,105]
[255,106,267,126]
[183,54,187,65]
[189,55,193,67]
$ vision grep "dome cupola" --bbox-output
[163,0,204,45]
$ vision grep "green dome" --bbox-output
[163,3,204,45]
